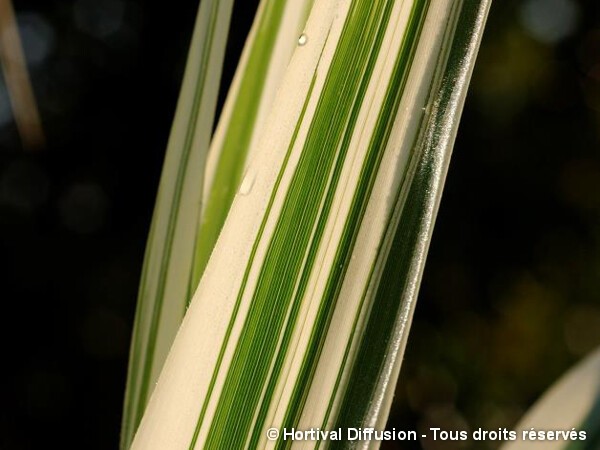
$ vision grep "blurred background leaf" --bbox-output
[0,0,45,149]
[501,347,600,450]
[0,0,599,449]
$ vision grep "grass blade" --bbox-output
[120,1,234,447]
[0,0,45,149]
[123,0,315,446]
[191,0,314,289]
[130,0,489,448]
[332,1,492,441]
[502,348,600,450]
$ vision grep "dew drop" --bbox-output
[238,171,256,196]
[298,33,308,46]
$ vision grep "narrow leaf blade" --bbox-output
[120,1,234,446]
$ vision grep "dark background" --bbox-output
[0,0,598,449]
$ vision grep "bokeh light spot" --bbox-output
[58,182,109,234]
[17,13,55,67]
[519,0,579,44]
[73,0,125,39]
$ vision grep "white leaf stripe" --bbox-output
[130,0,489,448]
[123,0,313,446]
[120,0,233,447]
[191,0,315,290]
[502,348,600,450]
[333,0,492,442]
[199,1,408,446]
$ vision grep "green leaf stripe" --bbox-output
[192,0,430,448]
[277,0,431,446]
[128,0,491,448]
[191,0,289,290]
[333,0,491,435]
[121,0,233,447]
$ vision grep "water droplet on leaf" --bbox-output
[298,33,308,46]
[239,172,255,196]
